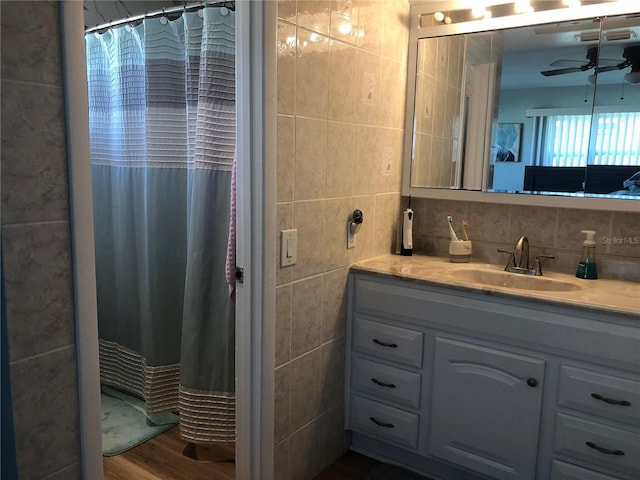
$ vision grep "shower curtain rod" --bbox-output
[85,1,235,34]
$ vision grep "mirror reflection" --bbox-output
[409,14,640,200]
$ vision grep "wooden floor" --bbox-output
[103,428,380,480]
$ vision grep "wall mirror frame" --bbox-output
[402,1,640,212]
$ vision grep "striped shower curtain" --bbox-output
[86,7,236,444]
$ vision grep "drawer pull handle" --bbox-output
[370,417,394,428]
[371,378,396,389]
[590,393,631,406]
[586,441,625,456]
[372,338,398,348]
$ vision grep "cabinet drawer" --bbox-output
[558,366,640,426]
[550,460,623,480]
[352,356,421,409]
[350,394,419,449]
[554,413,640,477]
[352,317,423,368]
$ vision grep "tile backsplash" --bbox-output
[410,198,640,282]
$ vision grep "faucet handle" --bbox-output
[497,249,516,271]
[533,255,555,276]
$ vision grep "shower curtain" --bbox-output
[86,7,236,444]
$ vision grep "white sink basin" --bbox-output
[450,268,582,292]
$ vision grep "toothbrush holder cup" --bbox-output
[449,240,472,263]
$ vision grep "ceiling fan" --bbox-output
[595,45,640,84]
[540,47,617,77]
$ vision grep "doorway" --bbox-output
[60,1,275,478]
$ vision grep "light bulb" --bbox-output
[471,5,486,18]
[433,11,445,22]
[514,1,530,14]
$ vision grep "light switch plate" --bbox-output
[280,229,297,267]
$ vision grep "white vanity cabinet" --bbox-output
[345,270,640,480]
[429,338,545,480]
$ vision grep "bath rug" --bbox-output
[101,386,178,456]
[365,463,432,480]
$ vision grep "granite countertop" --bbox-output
[351,254,640,317]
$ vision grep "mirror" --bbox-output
[405,4,640,204]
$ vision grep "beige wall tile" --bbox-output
[352,125,380,195]
[291,276,323,357]
[317,404,350,470]
[556,208,613,251]
[374,193,401,256]
[355,49,381,125]
[296,0,332,36]
[355,0,383,55]
[277,115,296,202]
[1,81,69,225]
[277,21,296,115]
[274,438,291,480]
[382,0,409,64]
[293,200,326,279]
[290,349,322,431]
[320,336,346,412]
[0,1,62,85]
[10,346,79,479]
[296,28,329,119]
[330,0,360,45]
[295,118,327,201]
[509,205,557,248]
[379,58,407,130]
[276,203,294,286]
[464,202,511,244]
[328,40,358,123]
[278,0,297,23]
[377,128,404,194]
[275,285,292,367]
[608,212,640,258]
[322,267,349,342]
[323,198,351,271]
[412,199,466,238]
[326,122,355,197]
[289,418,323,479]
[274,364,291,442]
[2,223,75,362]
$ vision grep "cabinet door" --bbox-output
[429,338,545,480]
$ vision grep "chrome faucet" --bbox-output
[498,235,555,276]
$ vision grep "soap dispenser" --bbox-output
[576,230,598,280]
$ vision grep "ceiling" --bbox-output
[500,14,640,89]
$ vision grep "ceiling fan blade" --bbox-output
[595,64,625,73]
[540,67,584,77]
[550,59,585,67]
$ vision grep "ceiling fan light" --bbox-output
[624,71,640,84]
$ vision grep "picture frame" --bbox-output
[495,123,522,162]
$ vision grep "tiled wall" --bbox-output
[274,1,410,478]
[410,198,640,282]
[1,2,82,479]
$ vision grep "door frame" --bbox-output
[59,1,276,478]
